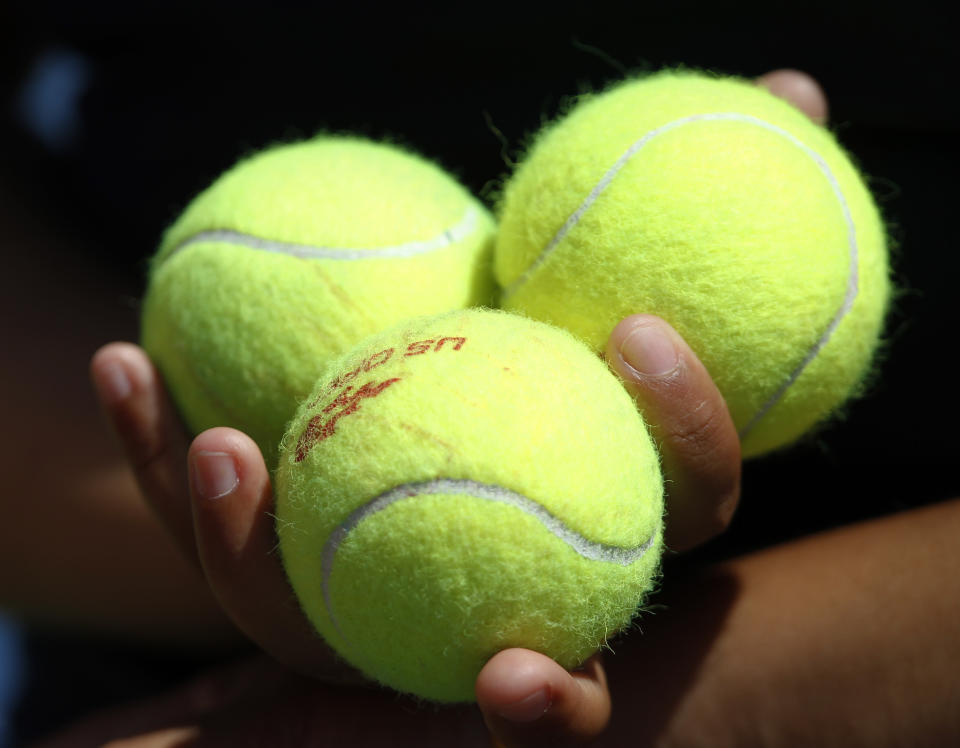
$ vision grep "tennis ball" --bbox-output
[276,308,664,702]
[495,71,890,458]
[142,136,495,462]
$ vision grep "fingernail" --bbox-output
[496,688,551,723]
[620,322,680,377]
[191,451,238,500]
[96,361,132,404]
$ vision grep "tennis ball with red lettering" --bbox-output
[142,136,495,462]
[275,308,664,702]
[495,70,890,457]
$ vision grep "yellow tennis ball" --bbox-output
[275,308,664,702]
[495,71,891,457]
[142,136,495,462]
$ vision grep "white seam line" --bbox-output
[504,112,859,440]
[159,204,480,264]
[320,478,659,640]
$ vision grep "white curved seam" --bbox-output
[321,478,659,639]
[160,204,479,264]
[504,112,859,439]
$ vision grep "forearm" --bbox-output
[606,499,960,747]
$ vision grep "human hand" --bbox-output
[88,344,611,746]
[88,67,828,746]
[84,309,741,748]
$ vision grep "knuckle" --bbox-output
[666,397,727,460]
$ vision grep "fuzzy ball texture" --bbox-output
[142,136,495,463]
[275,308,664,702]
[495,71,890,457]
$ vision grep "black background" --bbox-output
[1,0,958,739]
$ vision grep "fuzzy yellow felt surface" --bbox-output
[495,71,890,457]
[276,308,664,702]
[142,137,495,463]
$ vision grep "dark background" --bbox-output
[1,1,957,740]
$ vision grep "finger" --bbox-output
[757,69,829,125]
[90,342,198,565]
[188,427,354,679]
[476,649,610,748]
[606,315,741,552]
